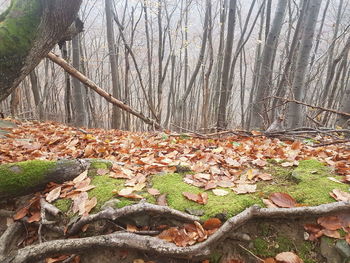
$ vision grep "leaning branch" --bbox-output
[268,96,350,117]
[47,52,162,130]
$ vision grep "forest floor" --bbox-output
[0,119,350,263]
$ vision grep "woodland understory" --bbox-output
[0,0,350,262]
[0,119,349,263]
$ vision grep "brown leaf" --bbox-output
[232,184,257,194]
[157,194,168,206]
[269,192,297,208]
[183,192,208,204]
[148,188,160,196]
[27,211,41,223]
[96,168,109,175]
[317,216,342,230]
[203,218,222,230]
[321,229,341,239]
[73,170,88,183]
[84,197,97,216]
[330,189,350,202]
[13,207,29,220]
[275,252,303,263]
[46,186,62,203]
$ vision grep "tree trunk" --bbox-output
[72,35,87,127]
[250,0,288,129]
[0,0,82,102]
[105,0,122,130]
[216,0,237,130]
[287,0,321,128]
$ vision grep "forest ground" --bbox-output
[0,119,349,263]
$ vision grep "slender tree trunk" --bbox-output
[250,0,288,129]
[287,0,321,128]
[105,0,122,129]
[71,35,87,127]
[29,70,43,120]
[216,0,237,130]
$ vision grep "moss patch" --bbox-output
[151,173,261,220]
[0,160,55,195]
[259,159,349,206]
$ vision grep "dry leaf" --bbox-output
[330,189,350,202]
[212,189,229,196]
[13,207,29,220]
[148,188,160,196]
[203,218,221,230]
[317,216,342,230]
[232,184,257,194]
[73,170,88,183]
[46,186,62,203]
[269,192,297,208]
[275,251,303,263]
[157,194,168,206]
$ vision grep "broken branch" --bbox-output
[47,52,162,130]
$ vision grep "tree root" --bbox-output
[1,201,349,262]
[67,201,200,236]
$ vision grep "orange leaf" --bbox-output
[269,192,297,208]
[27,211,41,223]
[13,207,29,220]
[203,218,222,230]
[317,216,342,230]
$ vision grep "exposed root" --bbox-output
[67,201,200,236]
[2,202,349,262]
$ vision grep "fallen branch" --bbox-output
[68,201,200,236]
[267,96,350,118]
[47,52,162,130]
[3,202,350,262]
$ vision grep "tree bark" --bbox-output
[0,160,89,199]
[250,0,288,129]
[0,0,82,102]
[287,0,321,128]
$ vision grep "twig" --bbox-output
[267,96,350,117]
[238,244,264,262]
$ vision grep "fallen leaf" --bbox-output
[84,197,97,216]
[96,168,109,175]
[148,188,160,196]
[321,229,341,239]
[275,251,303,263]
[73,170,88,183]
[212,189,229,196]
[330,189,350,202]
[269,192,297,208]
[182,192,208,204]
[13,207,29,220]
[118,188,134,196]
[46,186,62,203]
[317,216,342,230]
[232,184,257,194]
[258,173,273,181]
[203,218,222,230]
[157,194,168,206]
[27,211,41,223]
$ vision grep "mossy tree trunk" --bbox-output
[0,0,82,101]
[0,160,89,199]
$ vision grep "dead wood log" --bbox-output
[0,159,89,199]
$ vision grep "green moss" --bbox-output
[54,199,72,213]
[298,241,316,263]
[259,160,349,206]
[275,235,293,252]
[88,159,112,170]
[88,175,125,211]
[253,238,272,257]
[0,160,55,195]
[151,173,262,220]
